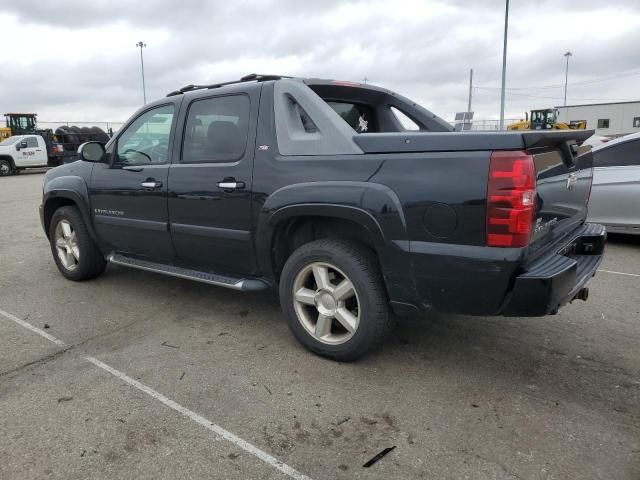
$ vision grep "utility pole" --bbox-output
[467,68,473,113]
[136,41,147,104]
[499,0,509,130]
[563,51,572,106]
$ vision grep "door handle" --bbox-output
[217,180,245,190]
[141,180,163,189]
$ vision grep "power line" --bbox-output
[473,86,636,102]
[475,67,640,91]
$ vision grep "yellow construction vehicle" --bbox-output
[508,108,586,131]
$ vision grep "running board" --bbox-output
[107,254,269,291]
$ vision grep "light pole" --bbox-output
[563,51,572,106]
[136,41,147,104]
[499,0,510,130]
[467,68,473,113]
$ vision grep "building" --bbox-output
[555,100,640,137]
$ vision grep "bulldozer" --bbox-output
[507,108,586,131]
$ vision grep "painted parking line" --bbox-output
[0,309,313,480]
[85,356,313,480]
[0,308,67,347]
[598,269,640,278]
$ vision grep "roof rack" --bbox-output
[166,73,290,97]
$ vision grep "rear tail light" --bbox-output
[486,150,536,247]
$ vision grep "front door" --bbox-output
[89,104,177,261]
[20,136,47,166]
[168,90,258,274]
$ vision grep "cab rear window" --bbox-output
[325,101,376,133]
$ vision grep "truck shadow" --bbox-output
[607,232,640,247]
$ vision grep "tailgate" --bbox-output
[523,130,595,255]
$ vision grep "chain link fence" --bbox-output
[38,121,125,135]
[39,118,525,135]
[447,118,522,131]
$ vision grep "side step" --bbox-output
[108,254,269,291]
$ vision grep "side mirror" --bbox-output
[16,141,27,151]
[78,141,106,162]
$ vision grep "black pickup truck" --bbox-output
[40,74,606,360]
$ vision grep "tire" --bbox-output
[0,159,13,176]
[69,126,82,146]
[49,206,106,281]
[89,126,110,143]
[279,239,391,361]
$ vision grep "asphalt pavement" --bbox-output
[0,171,638,479]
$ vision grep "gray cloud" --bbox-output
[2,0,639,124]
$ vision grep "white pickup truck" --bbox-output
[0,135,60,176]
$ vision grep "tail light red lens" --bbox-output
[486,150,536,247]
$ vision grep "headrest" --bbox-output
[206,121,242,155]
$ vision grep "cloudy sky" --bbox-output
[2,0,639,126]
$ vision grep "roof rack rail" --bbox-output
[166,73,290,97]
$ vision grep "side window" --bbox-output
[182,95,250,163]
[115,105,174,165]
[25,137,39,148]
[390,106,420,131]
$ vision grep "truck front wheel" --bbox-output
[49,206,106,281]
[279,239,392,361]
[0,159,12,176]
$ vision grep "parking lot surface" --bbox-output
[1,171,639,480]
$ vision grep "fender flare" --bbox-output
[254,181,415,304]
[42,176,98,242]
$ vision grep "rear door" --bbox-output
[167,87,259,274]
[588,139,640,229]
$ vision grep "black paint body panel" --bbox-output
[40,79,604,318]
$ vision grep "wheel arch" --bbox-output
[42,176,97,242]
[265,205,387,278]
[0,155,16,171]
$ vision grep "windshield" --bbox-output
[532,110,556,125]
[0,136,19,146]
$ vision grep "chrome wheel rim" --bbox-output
[54,219,79,271]
[292,262,360,345]
[0,162,9,175]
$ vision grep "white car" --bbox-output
[583,134,611,148]
[587,131,640,235]
[0,135,51,176]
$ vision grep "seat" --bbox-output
[206,121,244,160]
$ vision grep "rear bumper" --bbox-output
[503,223,606,316]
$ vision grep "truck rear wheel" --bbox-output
[0,159,12,176]
[49,206,106,281]
[279,239,391,361]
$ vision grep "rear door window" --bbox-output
[182,95,250,163]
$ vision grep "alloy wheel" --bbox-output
[292,262,360,345]
[54,219,80,271]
